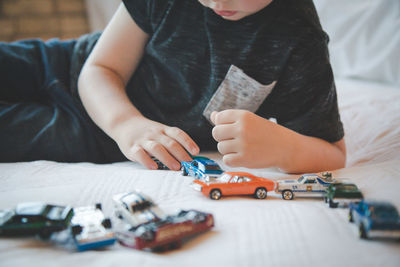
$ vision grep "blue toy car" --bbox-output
[181,157,223,180]
[349,200,400,239]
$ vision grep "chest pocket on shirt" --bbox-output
[203,65,276,122]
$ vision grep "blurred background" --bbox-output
[0,0,398,86]
[0,0,120,41]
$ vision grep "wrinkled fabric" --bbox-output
[0,36,124,163]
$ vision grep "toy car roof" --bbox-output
[15,202,48,215]
[300,174,320,178]
[222,172,266,180]
[361,200,396,208]
[329,182,357,187]
[114,191,153,205]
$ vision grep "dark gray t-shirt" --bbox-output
[122,0,344,150]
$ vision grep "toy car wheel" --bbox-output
[38,229,52,239]
[210,189,222,200]
[329,199,338,208]
[254,188,268,199]
[282,190,294,200]
[348,210,354,223]
[95,203,102,210]
[359,224,368,239]
[102,218,112,229]
[181,166,188,176]
[71,225,83,236]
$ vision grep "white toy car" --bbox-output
[276,173,336,200]
[113,191,165,227]
[70,204,116,251]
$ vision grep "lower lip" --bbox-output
[213,10,238,17]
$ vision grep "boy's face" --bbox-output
[198,0,273,21]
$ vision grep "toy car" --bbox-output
[70,204,116,251]
[116,209,214,251]
[276,173,336,200]
[348,200,400,239]
[150,157,170,170]
[191,171,276,200]
[113,191,165,227]
[324,182,363,208]
[0,202,73,238]
[181,156,223,180]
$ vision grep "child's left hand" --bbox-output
[210,109,292,169]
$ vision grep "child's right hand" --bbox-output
[111,116,199,170]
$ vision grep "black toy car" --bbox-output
[324,182,363,208]
[0,202,74,238]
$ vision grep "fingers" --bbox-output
[164,127,199,155]
[222,153,241,167]
[127,126,199,171]
[142,140,182,170]
[211,109,246,125]
[158,134,193,162]
[127,145,158,170]
[210,111,217,125]
[212,123,236,142]
[217,139,238,155]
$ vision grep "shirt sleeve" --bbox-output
[270,37,344,143]
[122,0,153,34]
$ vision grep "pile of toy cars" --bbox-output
[0,191,214,252]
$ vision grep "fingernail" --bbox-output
[173,163,180,170]
[191,146,199,155]
[150,164,157,170]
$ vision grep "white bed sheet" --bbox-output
[1,78,400,267]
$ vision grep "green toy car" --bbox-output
[0,202,74,238]
[324,182,363,208]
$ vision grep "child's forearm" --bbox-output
[78,64,144,140]
[277,127,346,173]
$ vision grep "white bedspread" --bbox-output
[1,78,400,267]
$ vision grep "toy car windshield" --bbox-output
[204,165,222,171]
[216,173,232,183]
[132,201,154,213]
[46,206,70,220]
[297,176,305,183]
[336,184,358,191]
[0,210,15,225]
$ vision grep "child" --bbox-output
[0,0,346,173]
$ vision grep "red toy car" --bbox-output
[116,209,214,251]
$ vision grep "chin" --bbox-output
[221,14,247,21]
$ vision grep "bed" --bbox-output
[1,0,399,266]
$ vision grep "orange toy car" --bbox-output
[191,172,276,200]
